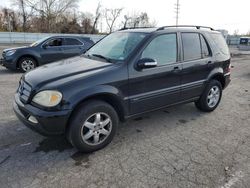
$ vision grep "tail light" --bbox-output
[225,63,232,74]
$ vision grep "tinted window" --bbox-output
[210,33,229,55]
[46,38,62,47]
[141,34,177,65]
[200,35,210,57]
[64,38,82,45]
[182,33,201,61]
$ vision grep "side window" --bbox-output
[182,33,201,61]
[200,34,210,57]
[64,38,82,46]
[46,38,62,47]
[141,34,177,66]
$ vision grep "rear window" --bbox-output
[210,33,229,55]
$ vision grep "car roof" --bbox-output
[49,35,91,39]
[118,26,221,34]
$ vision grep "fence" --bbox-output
[0,32,105,44]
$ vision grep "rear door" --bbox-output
[40,37,64,64]
[180,32,213,100]
[128,33,182,114]
[62,37,85,59]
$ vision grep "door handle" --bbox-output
[172,66,181,73]
[207,61,213,67]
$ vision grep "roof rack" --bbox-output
[156,25,214,31]
[118,26,156,31]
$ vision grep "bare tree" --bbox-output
[233,29,239,36]
[104,8,123,33]
[91,2,101,34]
[80,12,94,34]
[1,8,19,32]
[11,0,35,31]
[122,15,131,28]
[25,0,79,32]
[123,12,157,28]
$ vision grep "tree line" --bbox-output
[0,0,157,34]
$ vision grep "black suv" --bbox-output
[1,36,94,72]
[13,26,231,152]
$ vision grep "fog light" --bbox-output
[28,115,38,124]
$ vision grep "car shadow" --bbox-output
[0,67,21,75]
[0,103,206,170]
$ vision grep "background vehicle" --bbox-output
[1,36,94,72]
[13,26,231,152]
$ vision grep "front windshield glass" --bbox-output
[87,32,147,61]
[30,37,49,47]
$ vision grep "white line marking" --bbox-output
[20,143,31,147]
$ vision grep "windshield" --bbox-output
[30,37,49,47]
[86,32,147,61]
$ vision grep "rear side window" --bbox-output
[64,38,82,45]
[200,35,210,57]
[182,33,202,61]
[210,33,229,55]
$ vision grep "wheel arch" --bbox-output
[210,74,225,89]
[207,68,226,89]
[16,54,39,68]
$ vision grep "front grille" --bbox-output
[2,51,6,58]
[18,79,32,103]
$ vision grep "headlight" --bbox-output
[5,50,16,56]
[32,90,62,107]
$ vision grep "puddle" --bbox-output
[178,119,188,124]
[34,137,73,153]
[134,116,150,121]
[163,110,170,114]
[136,129,142,133]
[71,152,90,167]
[134,117,143,121]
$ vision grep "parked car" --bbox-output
[13,26,231,152]
[0,36,94,72]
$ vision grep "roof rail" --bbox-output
[118,26,156,31]
[156,25,214,31]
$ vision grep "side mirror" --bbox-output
[42,44,48,49]
[137,58,157,69]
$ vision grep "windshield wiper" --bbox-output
[91,54,113,63]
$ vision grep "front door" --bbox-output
[40,38,64,64]
[128,33,182,115]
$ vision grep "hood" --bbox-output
[3,46,30,52]
[24,56,113,88]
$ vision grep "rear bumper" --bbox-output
[13,94,71,136]
[224,73,231,89]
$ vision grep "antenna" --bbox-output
[174,0,180,26]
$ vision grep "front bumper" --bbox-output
[1,57,17,69]
[13,94,71,136]
[0,58,4,65]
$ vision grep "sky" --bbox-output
[1,0,250,34]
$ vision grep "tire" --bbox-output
[19,57,37,72]
[195,79,222,112]
[67,100,119,153]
